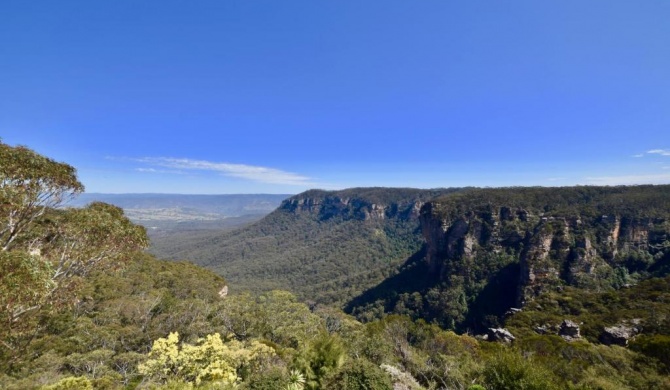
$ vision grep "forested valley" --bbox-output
[2,142,670,390]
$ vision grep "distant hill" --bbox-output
[69,193,292,215]
[68,193,292,234]
[152,187,462,305]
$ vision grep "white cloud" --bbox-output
[647,149,670,156]
[136,157,313,186]
[136,167,185,174]
[584,173,670,185]
[632,154,644,158]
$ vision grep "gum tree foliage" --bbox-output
[0,142,148,355]
[0,143,83,251]
[213,290,323,348]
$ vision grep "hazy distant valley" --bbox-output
[69,193,291,235]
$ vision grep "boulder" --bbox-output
[601,324,638,346]
[559,319,581,341]
[475,334,489,341]
[487,328,516,343]
[218,285,228,298]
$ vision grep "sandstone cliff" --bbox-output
[280,187,454,222]
[419,186,670,308]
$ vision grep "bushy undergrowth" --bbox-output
[1,253,669,389]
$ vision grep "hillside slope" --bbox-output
[156,187,461,305]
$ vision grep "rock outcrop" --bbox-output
[600,322,640,346]
[559,319,581,341]
[418,186,670,308]
[487,328,516,343]
[281,188,455,222]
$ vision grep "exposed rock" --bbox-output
[475,334,489,341]
[364,203,386,220]
[487,328,516,343]
[518,222,563,305]
[463,234,476,258]
[534,325,550,335]
[559,319,581,341]
[600,323,639,346]
[445,219,470,259]
[505,307,522,316]
[410,201,423,217]
[218,285,228,298]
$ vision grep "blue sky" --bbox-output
[2,1,669,194]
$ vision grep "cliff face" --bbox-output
[279,188,456,222]
[419,187,670,307]
[281,194,424,221]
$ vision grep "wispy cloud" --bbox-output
[136,157,313,186]
[584,173,670,185]
[647,149,670,156]
[136,167,185,174]
[631,154,644,158]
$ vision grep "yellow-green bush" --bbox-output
[42,376,92,390]
[139,332,276,386]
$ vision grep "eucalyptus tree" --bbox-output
[0,142,148,361]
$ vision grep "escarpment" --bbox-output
[280,187,456,222]
[419,186,670,308]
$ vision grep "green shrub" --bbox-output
[295,333,346,390]
[42,376,93,390]
[482,350,560,390]
[324,359,393,390]
[630,335,670,373]
[242,367,290,390]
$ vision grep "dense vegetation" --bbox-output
[347,185,670,333]
[152,187,460,305]
[4,263,669,389]
[2,142,670,389]
[428,185,670,219]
